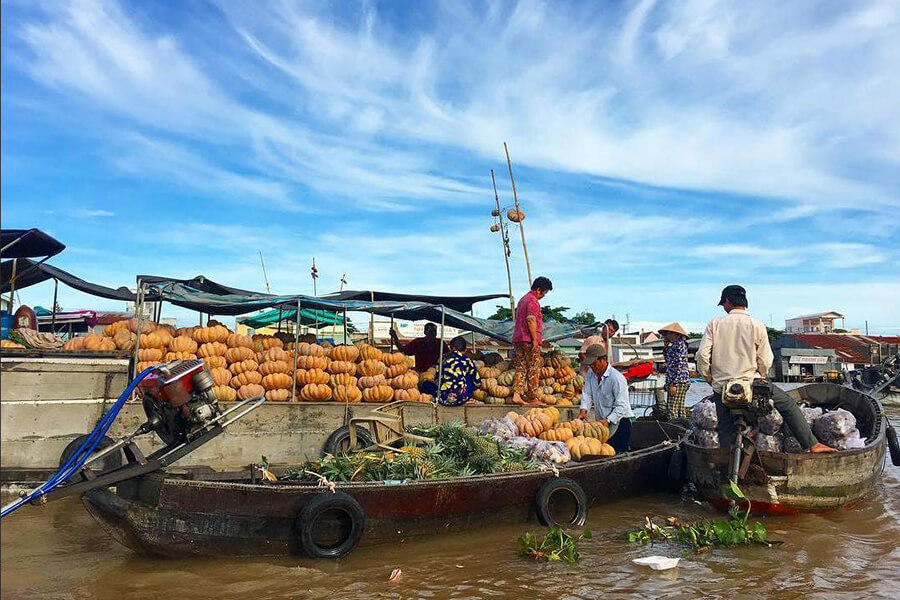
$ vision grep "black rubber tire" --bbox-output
[887,425,900,467]
[295,491,365,558]
[667,448,686,486]
[535,477,588,528]
[323,425,373,455]
[58,434,123,473]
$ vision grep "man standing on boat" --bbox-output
[578,343,634,453]
[390,322,447,373]
[696,285,835,453]
[511,276,553,405]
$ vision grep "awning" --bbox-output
[1,258,139,300]
[321,290,509,313]
[238,307,345,329]
[1,229,66,259]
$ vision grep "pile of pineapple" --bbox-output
[290,423,539,483]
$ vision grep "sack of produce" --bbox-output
[531,440,571,464]
[753,431,784,452]
[693,429,719,448]
[813,409,857,443]
[800,406,823,426]
[757,408,784,435]
[477,417,518,441]
[506,436,540,454]
[690,399,718,431]
[783,435,804,453]
[833,429,866,450]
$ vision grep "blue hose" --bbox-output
[1,367,156,519]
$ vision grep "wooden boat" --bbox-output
[684,384,888,515]
[82,421,686,557]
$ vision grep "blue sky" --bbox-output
[2,0,898,334]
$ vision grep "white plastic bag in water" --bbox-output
[757,409,784,435]
[691,399,718,431]
[813,408,857,442]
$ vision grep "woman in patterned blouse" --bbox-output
[437,336,482,406]
[659,322,691,420]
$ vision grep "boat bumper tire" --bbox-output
[535,477,588,528]
[667,448,686,486]
[58,434,123,479]
[324,425,373,455]
[295,491,365,558]
[887,425,900,467]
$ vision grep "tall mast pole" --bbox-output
[504,142,532,285]
[491,169,516,314]
[258,250,271,294]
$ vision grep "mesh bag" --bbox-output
[691,399,718,431]
[754,431,784,452]
[813,409,857,443]
[693,429,720,448]
[757,409,784,435]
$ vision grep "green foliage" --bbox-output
[488,305,513,321]
[519,527,592,564]
[541,305,570,323]
[688,332,703,339]
[627,483,778,554]
[572,310,596,325]
[285,422,538,483]
[766,326,785,343]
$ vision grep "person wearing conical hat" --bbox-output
[659,322,691,420]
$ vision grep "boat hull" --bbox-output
[83,421,685,557]
[685,384,887,514]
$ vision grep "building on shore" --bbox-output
[773,333,900,372]
[785,311,845,334]
[772,347,839,382]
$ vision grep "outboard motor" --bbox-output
[138,359,222,444]
[721,378,776,483]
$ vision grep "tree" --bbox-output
[573,310,596,325]
[688,332,703,339]
[542,305,570,323]
[766,327,785,343]
[833,328,848,334]
[488,305,513,321]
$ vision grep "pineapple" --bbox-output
[400,445,426,460]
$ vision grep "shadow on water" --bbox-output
[2,461,899,600]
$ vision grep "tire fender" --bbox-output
[887,425,900,467]
[535,477,588,528]
[667,448,686,485]
[323,425,373,456]
[58,434,123,475]
[294,491,365,559]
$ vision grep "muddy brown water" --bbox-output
[1,456,898,600]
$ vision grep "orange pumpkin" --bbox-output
[383,352,407,366]
[296,355,329,371]
[393,388,421,402]
[164,352,197,361]
[81,333,104,351]
[261,372,292,391]
[225,333,254,349]
[252,335,283,351]
[203,356,227,370]
[103,320,127,337]
[362,384,394,403]
[212,385,236,402]
[63,337,85,351]
[265,389,292,402]
[193,325,230,344]
[97,338,117,352]
[419,393,435,403]
[333,384,362,403]
[261,347,288,363]
[358,374,387,388]
[295,342,326,357]
[237,383,265,401]
[296,368,330,386]
[359,344,383,361]
[299,383,332,402]
[230,371,262,388]
[328,344,360,363]
[330,373,358,388]
[229,359,259,375]
[358,359,386,377]
[259,360,290,375]
[128,317,155,334]
[169,335,198,354]
[390,372,419,390]
[210,367,232,386]
[136,361,160,372]
[224,346,255,364]
[385,364,408,379]
[137,348,163,362]
[198,342,227,357]
[327,360,357,375]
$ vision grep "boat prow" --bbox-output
[685,384,887,514]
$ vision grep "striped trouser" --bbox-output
[666,382,690,420]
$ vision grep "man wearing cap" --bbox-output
[659,322,691,420]
[578,343,634,453]
[697,285,835,453]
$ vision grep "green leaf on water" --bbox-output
[725,480,747,502]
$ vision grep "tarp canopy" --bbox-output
[1,229,66,259]
[238,307,345,329]
[153,282,592,344]
[1,258,138,300]
[322,290,510,313]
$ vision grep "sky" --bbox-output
[1,0,898,334]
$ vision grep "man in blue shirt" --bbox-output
[578,343,634,453]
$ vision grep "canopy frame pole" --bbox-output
[342,307,347,344]
[504,142,532,286]
[51,278,59,333]
[389,314,395,351]
[491,169,516,314]
[470,308,476,354]
[277,305,283,334]
[369,292,375,344]
[291,300,301,403]
[436,306,445,403]
[131,279,146,384]
[7,258,17,314]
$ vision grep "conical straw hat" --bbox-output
[658,322,688,338]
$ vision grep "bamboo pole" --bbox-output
[131,280,145,383]
[491,169,516,314]
[504,142,532,285]
[51,278,58,332]
[7,259,17,314]
[369,291,375,344]
[291,300,301,403]
[437,306,445,403]
[342,307,348,344]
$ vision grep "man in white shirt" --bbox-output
[578,343,634,453]
[697,285,834,453]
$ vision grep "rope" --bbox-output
[303,470,337,493]
[537,463,560,477]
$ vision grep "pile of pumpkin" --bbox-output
[505,407,615,460]
[471,352,584,406]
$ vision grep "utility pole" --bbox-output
[504,142,532,286]
[491,169,516,314]
[258,251,271,294]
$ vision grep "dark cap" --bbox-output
[718,284,748,307]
